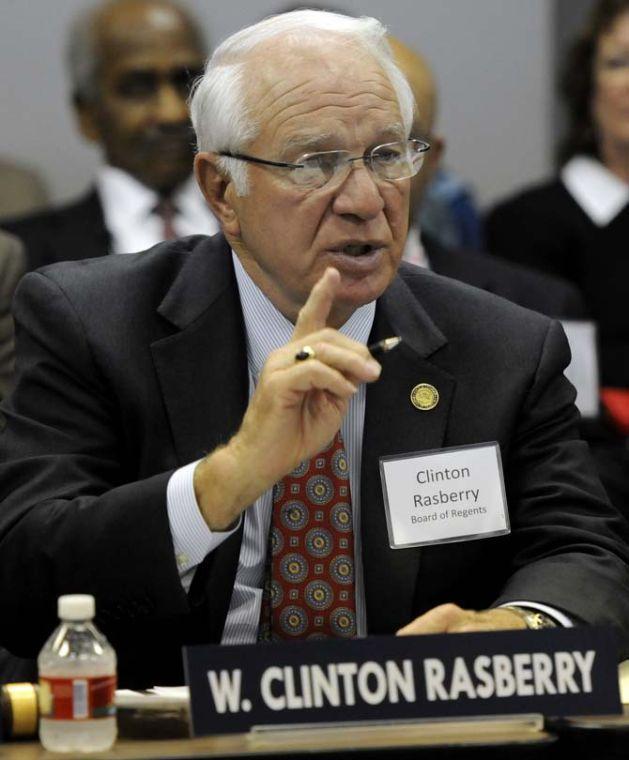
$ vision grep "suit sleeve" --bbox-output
[494,319,629,644]
[0,271,190,657]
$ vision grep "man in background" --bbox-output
[389,36,586,319]
[4,0,218,271]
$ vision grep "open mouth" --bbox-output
[333,242,382,257]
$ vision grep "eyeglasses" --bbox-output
[218,138,430,189]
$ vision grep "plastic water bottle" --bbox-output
[38,594,117,752]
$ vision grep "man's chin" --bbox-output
[337,268,395,305]
[327,277,393,327]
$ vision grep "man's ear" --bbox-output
[194,152,241,238]
[73,96,102,144]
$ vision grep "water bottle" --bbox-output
[38,594,117,752]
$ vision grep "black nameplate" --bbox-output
[184,627,620,736]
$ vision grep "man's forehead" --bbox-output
[249,37,386,87]
[245,38,401,140]
[96,4,202,63]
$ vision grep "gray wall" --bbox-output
[0,0,554,210]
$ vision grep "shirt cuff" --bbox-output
[167,460,241,579]
[500,601,573,628]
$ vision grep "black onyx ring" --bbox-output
[295,345,316,362]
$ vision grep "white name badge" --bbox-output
[379,442,510,549]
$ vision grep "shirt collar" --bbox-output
[232,251,375,379]
[95,165,206,229]
[561,155,629,226]
[96,166,158,227]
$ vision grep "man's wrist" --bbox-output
[501,605,557,630]
[193,438,268,530]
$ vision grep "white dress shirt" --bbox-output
[166,253,572,639]
[95,166,219,254]
[561,155,629,227]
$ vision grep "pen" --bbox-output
[295,336,402,362]
[368,336,402,358]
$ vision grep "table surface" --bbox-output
[1,716,554,759]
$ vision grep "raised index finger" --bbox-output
[292,267,341,340]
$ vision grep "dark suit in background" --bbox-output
[1,234,628,687]
[423,233,587,319]
[3,190,109,272]
[0,231,26,402]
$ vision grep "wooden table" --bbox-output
[1,716,555,759]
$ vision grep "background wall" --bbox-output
[1,0,556,210]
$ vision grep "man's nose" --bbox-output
[331,163,385,220]
[154,82,189,124]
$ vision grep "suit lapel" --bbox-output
[151,236,248,465]
[150,235,249,639]
[361,273,456,633]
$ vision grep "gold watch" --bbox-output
[502,606,557,629]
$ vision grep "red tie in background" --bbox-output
[259,431,357,641]
[154,198,177,240]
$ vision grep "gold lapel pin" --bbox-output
[410,383,439,411]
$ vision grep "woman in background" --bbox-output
[486,0,629,511]
[487,0,629,389]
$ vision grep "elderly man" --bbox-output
[4,0,217,270]
[1,10,628,689]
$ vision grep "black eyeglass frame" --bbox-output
[217,138,431,183]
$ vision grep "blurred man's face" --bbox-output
[205,41,410,328]
[78,5,204,194]
[387,37,442,215]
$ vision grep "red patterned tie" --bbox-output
[260,431,356,640]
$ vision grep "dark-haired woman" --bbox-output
[486,0,629,511]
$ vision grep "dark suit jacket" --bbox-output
[1,234,628,688]
[2,189,110,272]
[424,234,586,319]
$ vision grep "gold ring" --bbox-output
[295,345,316,362]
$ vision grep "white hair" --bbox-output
[189,9,415,196]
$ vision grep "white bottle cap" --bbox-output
[58,594,95,620]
